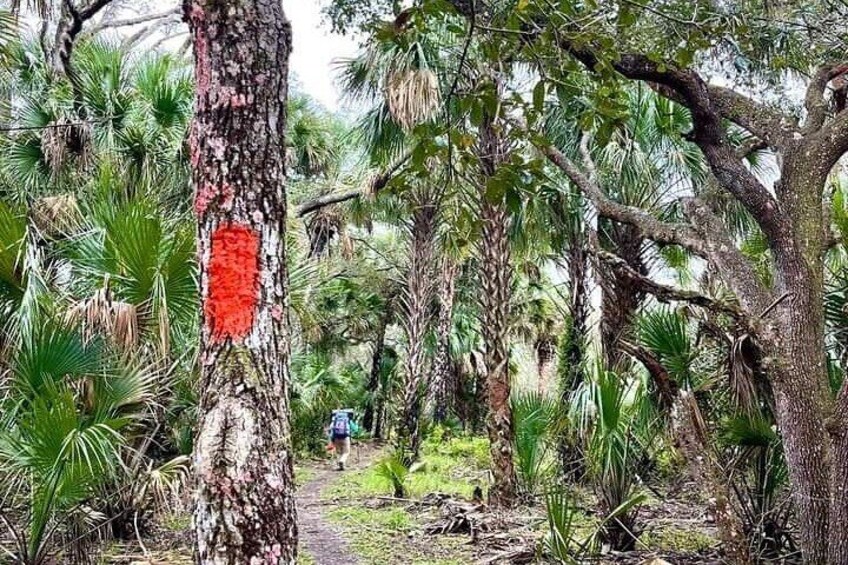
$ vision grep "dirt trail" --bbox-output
[296,442,381,565]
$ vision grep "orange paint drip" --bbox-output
[206,223,260,342]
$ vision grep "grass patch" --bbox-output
[321,431,484,564]
[160,511,191,532]
[297,550,317,564]
[327,504,473,564]
[642,526,718,552]
[325,431,489,501]
[295,464,317,487]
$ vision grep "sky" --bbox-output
[18,1,359,114]
[282,1,360,113]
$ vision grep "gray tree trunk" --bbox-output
[185,0,297,562]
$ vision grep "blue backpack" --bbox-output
[331,412,351,438]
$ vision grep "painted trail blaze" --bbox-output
[206,223,260,342]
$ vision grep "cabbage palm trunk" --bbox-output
[364,308,391,435]
[478,107,518,507]
[186,1,297,562]
[398,188,438,464]
[600,217,646,370]
[558,231,590,479]
[431,257,459,423]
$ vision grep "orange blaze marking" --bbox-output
[206,223,260,342]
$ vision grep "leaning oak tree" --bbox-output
[184,0,297,562]
[433,1,848,562]
[438,0,848,561]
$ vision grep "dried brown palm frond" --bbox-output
[40,119,93,179]
[362,171,383,200]
[157,303,170,359]
[306,208,345,258]
[384,68,440,131]
[41,121,69,178]
[729,333,760,414]
[133,455,191,513]
[339,228,354,260]
[31,194,82,237]
[67,282,140,352]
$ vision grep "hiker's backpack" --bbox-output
[331,411,351,438]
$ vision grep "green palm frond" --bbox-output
[511,390,562,493]
[11,321,103,398]
[636,307,695,387]
[67,195,197,348]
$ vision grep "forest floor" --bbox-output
[297,440,384,565]
[99,434,725,564]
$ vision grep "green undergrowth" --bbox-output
[641,526,718,552]
[323,431,486,564]
[325,429,489,501]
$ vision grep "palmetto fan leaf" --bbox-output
[132,54,192,132]
[636,307,695,387]
[511,390,561,493]
[0,319,155,563]
[11,321,103,399]
[68,196,197,352]
[0,201,26,312]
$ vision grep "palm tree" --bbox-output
[430,254,460,423]
[397,184,439,462]
[475,98,520,506]
[335,13,449,463]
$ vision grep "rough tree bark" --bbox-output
[431,256,459,423]
[363,309,391,435]
[397,189,438,464]
[184,1,297,563]
[478,108,518,507]
[599,221,645,370]
[534,53,848,564]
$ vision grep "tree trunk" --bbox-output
[432,257,459,423]
[397,190,437,464]
[477,109,518,507]
[763,279,833,564]
[185,1,297,563]
[599,221,645,370]
[558,226,590,479]
[363,311,390,435]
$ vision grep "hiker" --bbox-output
[327,409,358,470]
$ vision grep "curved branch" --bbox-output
[51,0,115,79]
[542,44,790,247]
[83,6,180,38]
[296,150,412,217]
[589,232,746,323]
[706,84,799,148]
[537,138,706,254]
[803,62,848,133]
